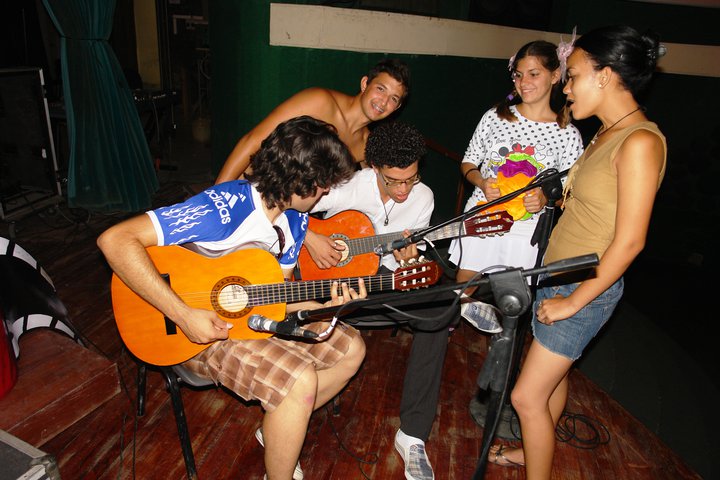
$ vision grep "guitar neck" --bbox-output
[245,272,397,305]
[345,222,465,255]
[423,221,465,242]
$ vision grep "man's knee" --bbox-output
[343,334,366,371]
[287,367,319,409]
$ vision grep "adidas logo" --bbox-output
[206,189,245,224]
[222,191,240,208]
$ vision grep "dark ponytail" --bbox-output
[573,25,665,99]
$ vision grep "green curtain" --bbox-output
[42,0,158,212]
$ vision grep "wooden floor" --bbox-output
[1,181,700,480]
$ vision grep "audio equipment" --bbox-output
[0,68,62,221]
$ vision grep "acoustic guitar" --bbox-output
[298,210,513,280]
[111,246,441,365]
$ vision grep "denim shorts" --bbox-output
[531,277,624,361]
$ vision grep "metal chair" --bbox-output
[136,362,215,480]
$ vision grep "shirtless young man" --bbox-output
[215,58,410,183]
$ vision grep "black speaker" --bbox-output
[0,67,61,221]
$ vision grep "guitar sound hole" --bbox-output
[211,276,251,318]
[330,235,350,266]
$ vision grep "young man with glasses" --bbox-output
[98,116,367,480]
[307,121,456,480]
[307,121,431,270]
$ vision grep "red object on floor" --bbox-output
[0,310,18,399]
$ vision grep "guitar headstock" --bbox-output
[393,258,442,291]
[464,211,514,237]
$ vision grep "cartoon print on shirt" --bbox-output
[480,143,547,221]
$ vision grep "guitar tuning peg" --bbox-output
[399,256,427,268]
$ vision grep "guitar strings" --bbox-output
[167,267,434,308]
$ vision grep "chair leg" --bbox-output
[137,363,147,417]
[160,367,199,480]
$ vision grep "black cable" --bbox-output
[555,411,611,449]
[132,405,138,480]
[422,241,456,276]
[116,412,128,480]
[324,403,379,480]
[351,263,509,327]
[111,348,143,480]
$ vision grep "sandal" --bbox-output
[488,444,525,467]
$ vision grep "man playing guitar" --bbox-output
[306,121,454,480]
[98,116,366,480]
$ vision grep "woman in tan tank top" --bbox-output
[488,26,667,479]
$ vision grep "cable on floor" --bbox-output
[556,410,611,449]
[324,403,379,480]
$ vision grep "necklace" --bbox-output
[383,200,396,226]
[590,107,641,146]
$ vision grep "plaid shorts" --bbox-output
[182,322,360,412]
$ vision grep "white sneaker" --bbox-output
[255,428,304,480]
[394,430,435,480]
[460,299,502,334]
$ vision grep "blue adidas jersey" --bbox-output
[147,181,308,269]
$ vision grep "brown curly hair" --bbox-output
[246,116,356,209]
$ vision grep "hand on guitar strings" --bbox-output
[175,306,233,345]
[304,230,346,269]
[324,278,367,307]
[392,229,420,264]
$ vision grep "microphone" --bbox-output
[247,314,319,339]
[373,237,412,255]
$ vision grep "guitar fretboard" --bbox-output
[345,222,466,256]
[244,271,398,306]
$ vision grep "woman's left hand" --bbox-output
[523,187,547,213]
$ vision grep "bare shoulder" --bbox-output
[247,87,342,131]
[616,127,665,173]
[286,87,347,112]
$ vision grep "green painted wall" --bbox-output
[209,1,512,223]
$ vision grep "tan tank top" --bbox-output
[544,121,666,264]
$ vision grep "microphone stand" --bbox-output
[398,168,568,248]
[471,173,572,480]
[286,255,597,480]
[284,255,597,473]
[473,268,530,480]
[470,168,566,440]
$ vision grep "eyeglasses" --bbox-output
[379,171,421,188]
